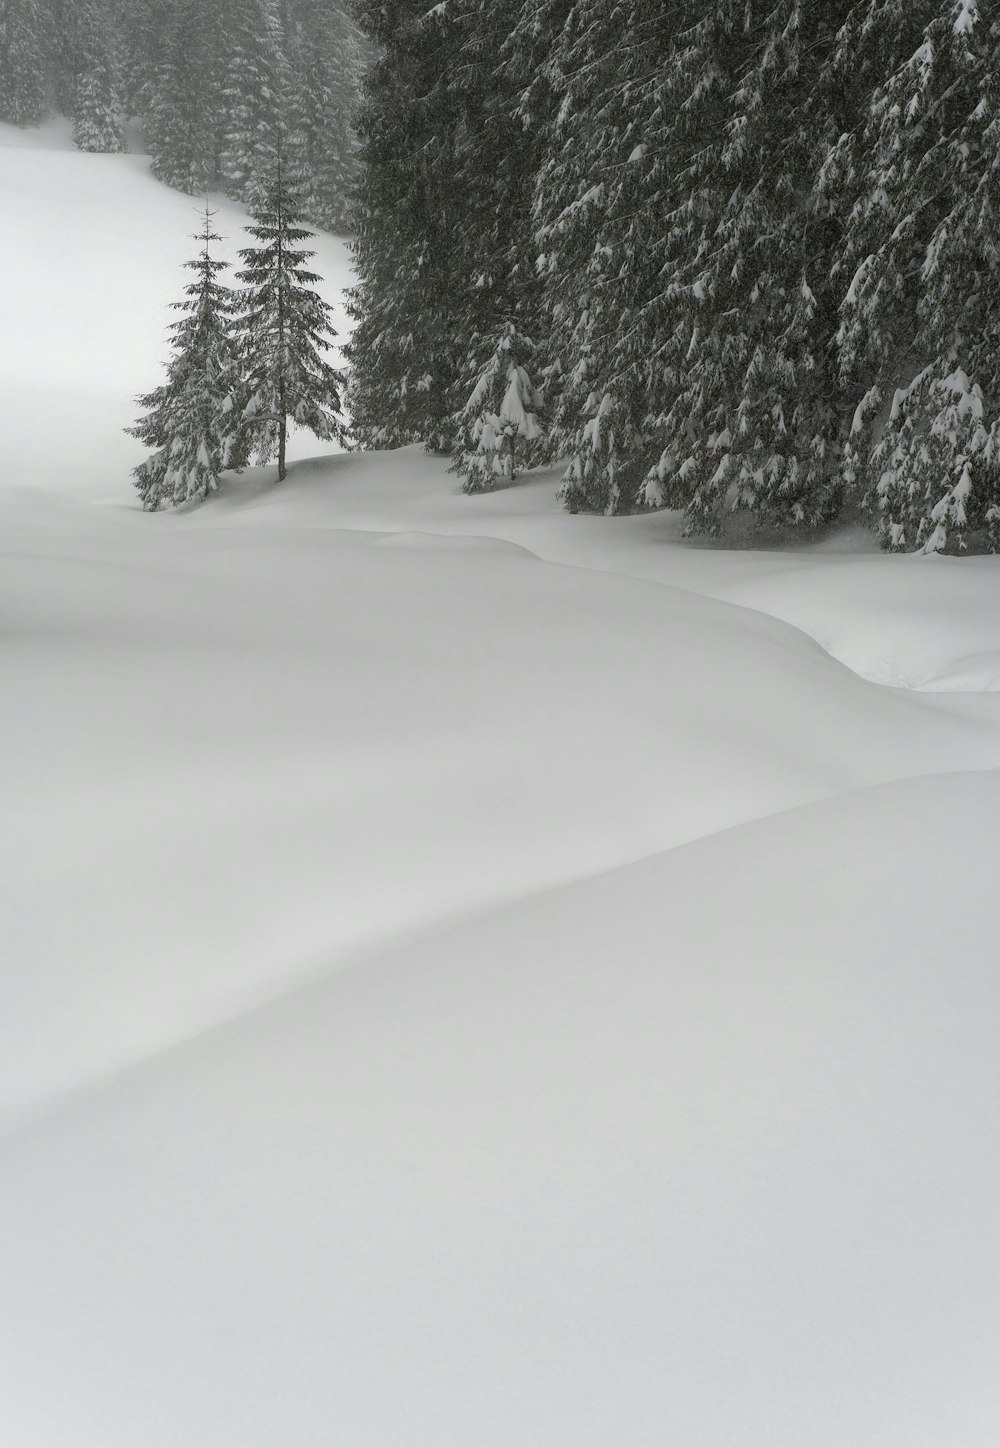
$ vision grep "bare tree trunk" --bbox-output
[278,380,287,481]
[277,177,287,482]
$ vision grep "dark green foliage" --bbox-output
[653,2,855,534]
[344,0,1000,552]
[525,0,683,515]
[135,0,361,221]
[8,0,362,226]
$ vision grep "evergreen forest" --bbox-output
[347,0,1000,554]
[0,0,364,230]
[3,0,999,551]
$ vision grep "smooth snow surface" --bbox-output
[3,122,1000,1448]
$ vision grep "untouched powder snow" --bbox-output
[254,447,1000,693]
[3,121,1000,1448]
[7,483,1000,1125]
[3,773,1000,1448]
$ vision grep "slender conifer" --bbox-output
[129,211,246,509]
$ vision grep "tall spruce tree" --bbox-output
[0,0,48,126]
[283,0,361,232]
[636,4,749,524]
[348,0,542,453]
[128,211,247,510]
[524,0,684,514]
[144,0,221,193]
[346,1,468,452]
[443,0,551,449]
[70,0,127,152]
[118,0,175,122]
[235,166,345,480]
[642,1,856,534]
[218,0,287,207]
[836,0,1000,552]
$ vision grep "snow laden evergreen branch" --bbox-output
[128,209,248,510]
[837,0,1000,551]
[451,324,546,492]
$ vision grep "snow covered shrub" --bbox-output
[451,325,545,493]
[128,214,247,510]
[869,364,1000,553]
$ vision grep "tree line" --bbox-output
[0,0,363,231]
[346,0,1000,554]
[6,0,998,550]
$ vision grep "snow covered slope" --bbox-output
[4,772,1000,1448]
[3,120,1000,1448]
[8,476,1000,1126]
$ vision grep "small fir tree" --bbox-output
[451,324,545,493]
[128,212,247,510]
[235,166,345,481]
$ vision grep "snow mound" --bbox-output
[374,529,537,556]
[196,447,1000,695]
[5,121,1000,1448]
[10,483,997,1124]
[3,772,1000,1448]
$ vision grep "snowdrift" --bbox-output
[3,775,1000,1448]
[4,116,1000,1448]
